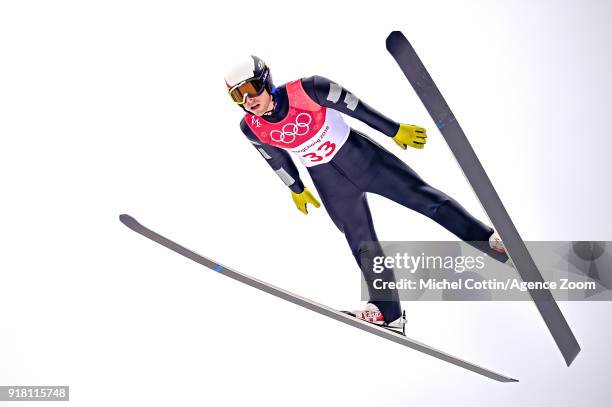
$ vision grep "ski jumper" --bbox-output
[240,76,507,322]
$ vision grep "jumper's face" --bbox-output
[244,89,272,116]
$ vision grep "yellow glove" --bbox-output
[393,123,427,150]
[291,188,321,215]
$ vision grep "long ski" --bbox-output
[120,214,517,382]
[386,31,580,365]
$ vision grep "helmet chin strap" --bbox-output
[263,90,277,116]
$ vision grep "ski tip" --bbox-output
[119,214,140,229]
[564,345,581,366]
[386,31,407,50]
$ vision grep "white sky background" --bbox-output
[1,0,611,406]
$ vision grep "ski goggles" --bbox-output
[227,70,269,105]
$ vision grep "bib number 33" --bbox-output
[302,141,336,163]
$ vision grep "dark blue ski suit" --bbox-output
[240,76,507,322]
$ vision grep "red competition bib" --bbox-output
[245,79,350,167]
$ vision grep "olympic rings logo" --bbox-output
[270,113,312,143]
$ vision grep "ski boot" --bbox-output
[343,303,406,335]
[489,232,515,269]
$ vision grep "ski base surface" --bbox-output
[385,31,580,365]
[120,214,517,382]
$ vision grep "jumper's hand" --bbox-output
[393,123,427,150]
[291,188,321,215]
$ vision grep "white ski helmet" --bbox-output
[225,55,273,105]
